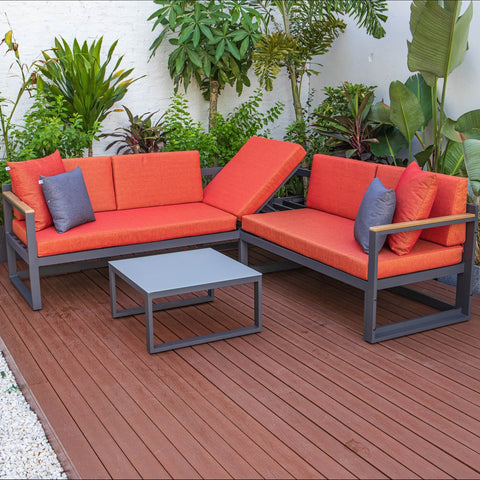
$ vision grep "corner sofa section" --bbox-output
[2,136,306,310]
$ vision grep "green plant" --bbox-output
[0,28,37,161]
[162,91,283,168]
[162,94,217,167]
[371,1,480,174]
[312,88,381,161]
[7,93,100,162]
[101,106,167,154]
[36,37,143,155]
[252,0,388,126]
[148,0,264,129]
[209,89,284,166]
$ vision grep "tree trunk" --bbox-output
[209,80,219,132]
[287,65,309,195]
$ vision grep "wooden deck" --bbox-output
[1,250,480,479]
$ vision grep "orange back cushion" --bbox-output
[387,162,438,255]
[7,150,65,231]
[420,173,467,246]
[306,154,377,220]
[377,164,467,247]
[203,136,305,219]
[111,151,204,210]
[62,156,116,212]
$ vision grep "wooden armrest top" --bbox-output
[2,190,34,214]
[370,213,476,233]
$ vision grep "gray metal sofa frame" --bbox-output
[239,173,478,343]
[2,166,297,311]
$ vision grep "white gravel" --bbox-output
[0,351,68,479]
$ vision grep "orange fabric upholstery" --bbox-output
[242,209,463,280]
[13,203,237,257]
[377,164,468,247]
[7,150,65,231]
[375,164,403,190]
[62,156,116,212]
[387,162,438,255]
[419,173,467,246]
[203,136,305,219]
[306,155,377,220]
[112,151,204,210]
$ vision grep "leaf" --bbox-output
[442,140,465,175]
[371,126,408,159]
[215,39,225,61]
[405,73,432,126]
[463,139,480,197]
[456,109,480,138]
[408,0,473,79]
[415,144,435,168]
[368,101,392,124]
[389,80,425,142]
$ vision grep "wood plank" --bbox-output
[1,252,480,480]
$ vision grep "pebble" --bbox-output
[0,351,67,479]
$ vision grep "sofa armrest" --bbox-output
[370,212,476,235]
[2,186,38,256]
[366,205,478,282]
[2,189,34,215]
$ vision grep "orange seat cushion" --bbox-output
[203,136,305,219]
[387,162,438,255]
[242,209,463,280]
[13,203,237,257]
[7,150,65,231]
[112,151,204,210]
[306,155,377,220]
[62,156,116,212]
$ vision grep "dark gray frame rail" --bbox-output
[239,204,478,343]
[2,165,296,311]
[109,248,262,353]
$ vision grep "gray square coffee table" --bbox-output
[108,248,262,353]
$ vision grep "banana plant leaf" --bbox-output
[407,0,472,83]
[441,140,465,175]
[405,73,432,126]
[370,125,408,161]
[368,101,391,124]
[415,144,434,169]
[456,109,480,139]
[389,80,425,143]
[463,139,480,197]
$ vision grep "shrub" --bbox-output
[7,93,100,162]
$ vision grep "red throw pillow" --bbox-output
[388,161,438,255]
[7,150,65,231]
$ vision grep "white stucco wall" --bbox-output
[0,1,479,156]
[313,0,480,120]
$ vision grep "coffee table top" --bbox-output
[108,248,261,296]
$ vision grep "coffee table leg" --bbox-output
[109,266,118,317]
[254,279,262,329]
[145,294,155,353]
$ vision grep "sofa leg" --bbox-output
[363,285,377,343]
[29,264,42,310]
[6,242,42,310]
[239,239,249,265]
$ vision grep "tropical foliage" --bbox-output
[36,37,142,155]
[148,0,264,129]
[160,90,283,167]
[371,1,480,176]
[101,106,167,155]
[252,0,388,125]
[7,93,100,162]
